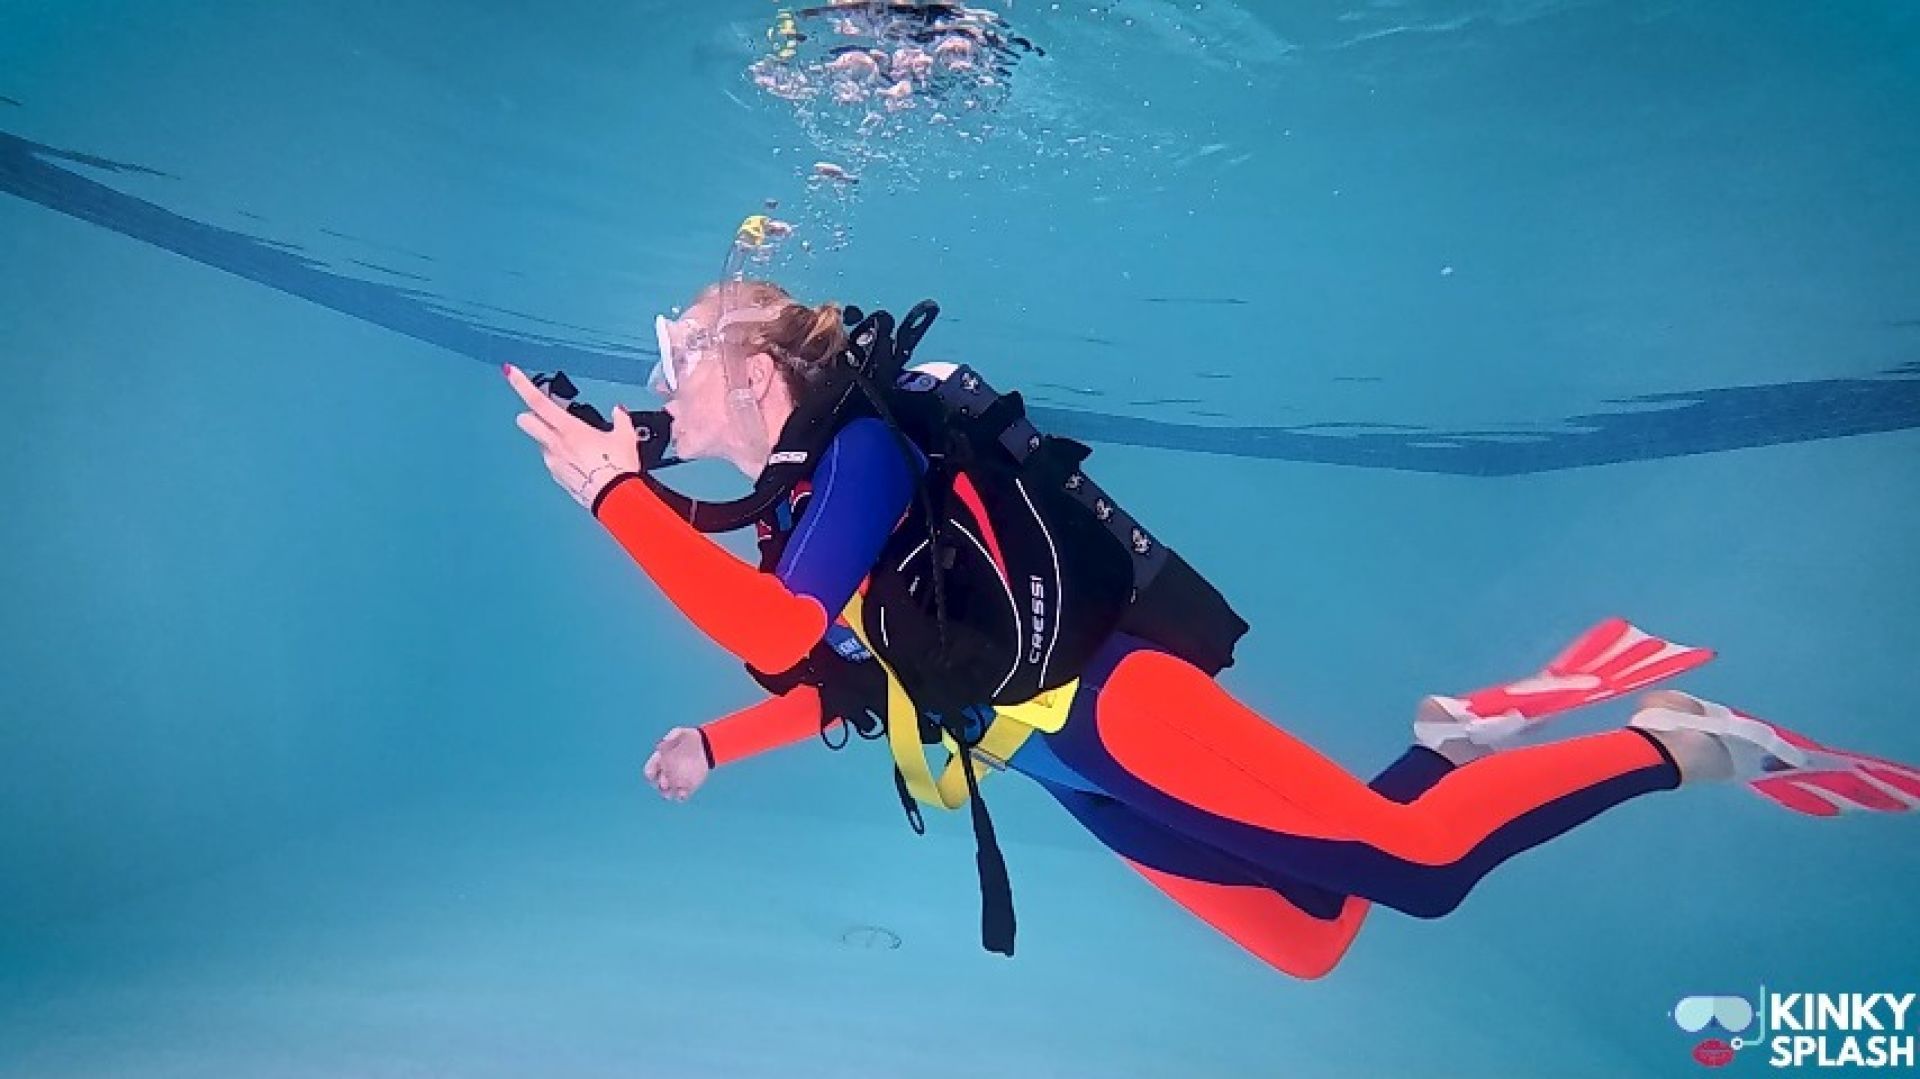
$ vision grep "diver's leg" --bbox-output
[1116,747,1459,978]
[1030,724,1457,978]
[1035,776,1367,979]
[1049,648,1682,918]
[1369,743,1460,800]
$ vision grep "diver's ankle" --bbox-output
[1645,727,1733,785]
[1433,739,1492,767]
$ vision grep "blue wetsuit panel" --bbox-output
[773,418,920,615]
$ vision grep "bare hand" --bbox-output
[503,364,641,508]
[643,727,712,802]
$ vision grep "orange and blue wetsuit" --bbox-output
[592,417,1683,979]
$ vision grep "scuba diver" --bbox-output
[502,237,1919,980]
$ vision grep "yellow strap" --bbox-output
[841,592,1078,811]
[994,684,1076,735]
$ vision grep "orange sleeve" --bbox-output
[699,686,842,768]
[591,473,829,675]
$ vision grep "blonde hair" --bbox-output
[695,280,848,400]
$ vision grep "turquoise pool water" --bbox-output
[3,2,1917,1075]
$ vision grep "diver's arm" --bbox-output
[506,362,822,669]
[592,417,920,678]
[766,418,924,624]
[683,421,916,764]
[643,688,842,801]
[696,685,842,767]
[590,474,830,675]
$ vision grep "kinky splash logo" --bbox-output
[1670,989,1918,1069]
